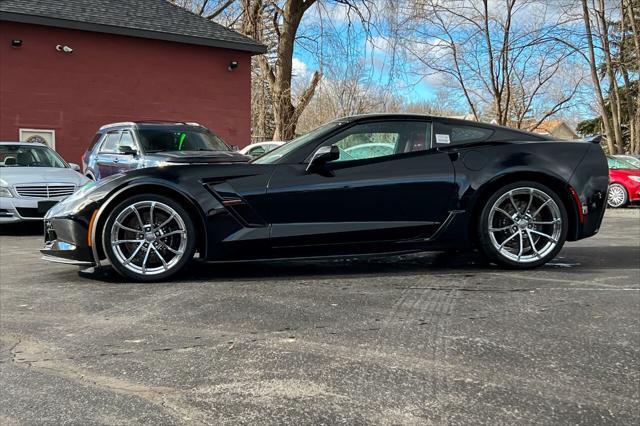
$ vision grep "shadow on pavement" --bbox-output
[72,243,640,285]
[552,245,640,272]
[77,250,491,284]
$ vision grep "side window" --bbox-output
[118,131,136,150]
[328,121,431,162]
[434,122,493,146]
[100,131,121,153]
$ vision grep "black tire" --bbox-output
[102,194,196,281]
[607,183,628,208]
[477,181,568,269]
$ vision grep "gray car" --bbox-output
[0,142,88,223]
[82,121,250,180]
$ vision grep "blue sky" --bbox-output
[292,2,441,105]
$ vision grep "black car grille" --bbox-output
[15,184,75,198]
[16,208,44,218]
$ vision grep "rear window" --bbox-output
[433,122,494,146]
[87,133,103,153]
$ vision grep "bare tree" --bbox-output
[388,0,585,130]
[174,0,372,141]
[576,0,639,154]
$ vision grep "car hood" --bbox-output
[0,167,88,186]
[145,150,251,164]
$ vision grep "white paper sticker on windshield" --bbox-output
[436,134,450,144]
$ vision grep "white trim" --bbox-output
[19,128,56,149]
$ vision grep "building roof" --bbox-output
[533,119,563,133]
[531,119,578,139]
[0,0,266,54]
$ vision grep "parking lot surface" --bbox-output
[1,209,639,425]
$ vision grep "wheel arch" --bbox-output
[468,171,580,244]
[91,182,208,263]
[608,181,626,188]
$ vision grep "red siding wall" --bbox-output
[0,21,253,163]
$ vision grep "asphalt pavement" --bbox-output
[0,209,639,425]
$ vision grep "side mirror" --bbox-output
[69,162,81,172]
[307,145,340,172]
[118,145,137,155]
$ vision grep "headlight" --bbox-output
[628,176,640,183]
[0,186,14,198]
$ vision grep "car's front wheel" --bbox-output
[607,183,628,208]
[103,195,196,281]
[477,181,568,268]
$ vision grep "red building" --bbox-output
[0,0,265,163]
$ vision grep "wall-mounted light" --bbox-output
[56,44,73,53]
[228,60,238,71]
[11,39,22,48]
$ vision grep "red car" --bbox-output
[607,156,640,208]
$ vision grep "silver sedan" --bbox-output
[0,142,88,223]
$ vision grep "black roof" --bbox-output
[0,0,266,54]
[336,113,554,140]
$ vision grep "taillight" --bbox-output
[568,186,584,223]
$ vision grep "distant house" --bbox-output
[529,119,579,140]
[0,0,266,162]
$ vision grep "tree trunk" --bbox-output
[597,0,625,154]
[581,0,615,153]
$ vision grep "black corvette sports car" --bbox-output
[42,114,608,281]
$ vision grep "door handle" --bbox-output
[113,158,120,163]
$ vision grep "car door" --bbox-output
[111,130,141,172]
[96,131,121,178]
[264,119,457,250]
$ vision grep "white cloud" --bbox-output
[292,57,308,79]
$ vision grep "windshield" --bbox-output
[616,156,640,168]
[138,129,230,153]
[608,156,640,170]
[253,121,344,164]
[0,145,67,168]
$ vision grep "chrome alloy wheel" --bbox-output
[607,184,626,208]
[109,201,188,276]
[487,187,563,264]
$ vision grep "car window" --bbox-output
[118,131,136,151]
[433,122,494,146]
[249,146,266,155]
[326,121,431,162]
[100,132,121,153]
[608,156,639,169]
[0,145,67,168]
[253,121,344,164]
[137,128,229,153]
[87,133,103,153]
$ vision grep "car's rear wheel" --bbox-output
[478,181,568,268]
[607,183,627,208]
[103,195,196,281]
